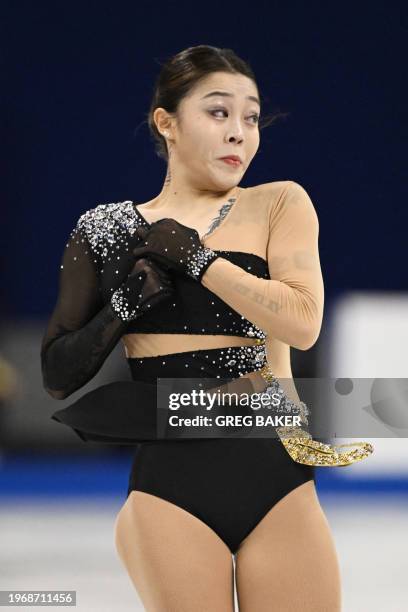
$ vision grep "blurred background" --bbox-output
[2,1,407,610]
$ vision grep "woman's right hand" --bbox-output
[110,257,175,322]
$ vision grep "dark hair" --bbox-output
[144,45,289,162]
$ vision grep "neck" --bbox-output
[155,178,238,212]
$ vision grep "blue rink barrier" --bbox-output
[0,452,407,498]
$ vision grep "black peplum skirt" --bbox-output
[50,345,269,444]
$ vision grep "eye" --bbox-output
[209,108,260,124]
[249,114,260,124]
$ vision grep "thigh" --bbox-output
[114,490,235,612]
[235,480,342,612]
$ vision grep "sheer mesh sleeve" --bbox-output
[40,222,128,400]
[200,181,324,350]
[41,220,174,400]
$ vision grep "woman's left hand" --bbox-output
[133,218,219,282]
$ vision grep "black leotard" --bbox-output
[41,180,323,554]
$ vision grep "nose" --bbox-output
[225,132,244,144]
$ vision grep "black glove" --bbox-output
[41,225,176,400]
[110,257,175,322]
[132,219,219,282]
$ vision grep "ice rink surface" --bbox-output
[1,493,407,612]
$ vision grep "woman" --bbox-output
[41,45,342,611]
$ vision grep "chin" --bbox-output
[202,164,238,189]
[213,178,237,192]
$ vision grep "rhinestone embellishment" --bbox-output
[69,199,268,340]
[76,200,145,264]
[185,246,219,280]
[259,363,374,467]
[111,286,139,322]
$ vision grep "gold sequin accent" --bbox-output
[259,363,374,467]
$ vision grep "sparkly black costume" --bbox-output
[41,186,317,554]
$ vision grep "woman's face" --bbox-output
[163,71,261,191]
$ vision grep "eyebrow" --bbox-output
[200,90,261,107]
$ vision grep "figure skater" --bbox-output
[41,45,343,611]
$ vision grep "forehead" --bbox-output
[190,72,260,105]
